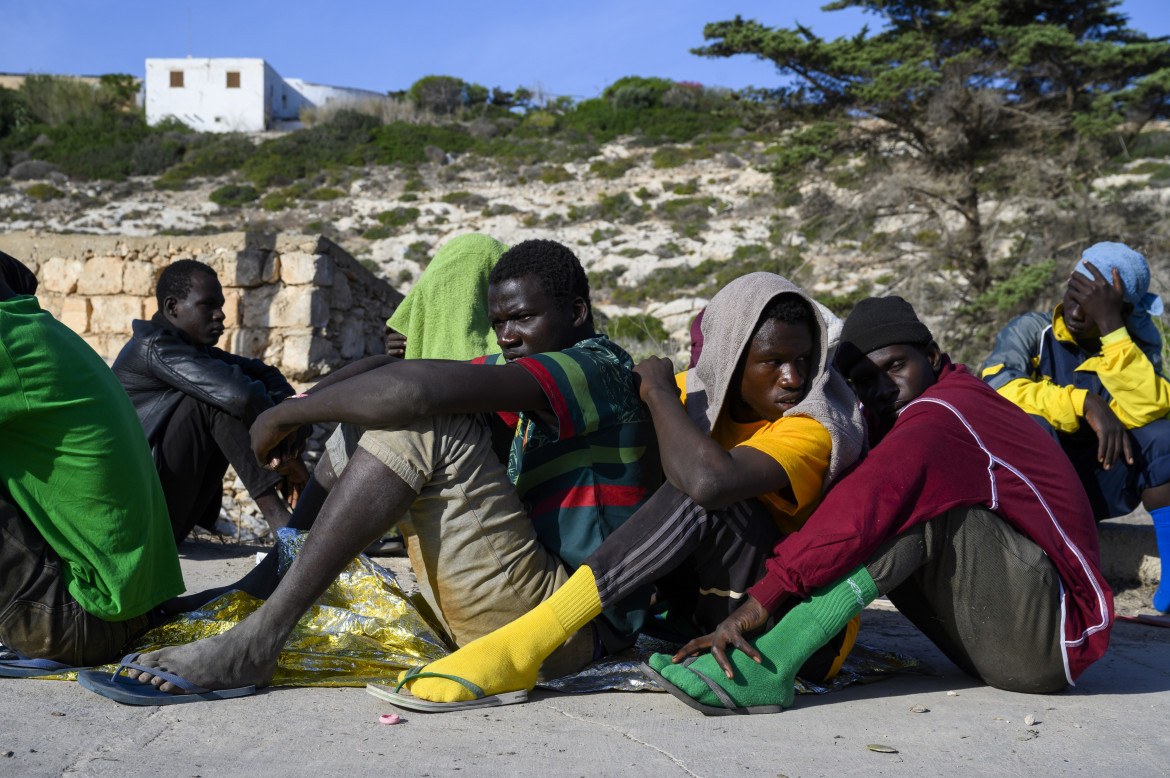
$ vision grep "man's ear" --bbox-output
[161,295,180,321]
[925,341,944,374]
[570,296,590,328]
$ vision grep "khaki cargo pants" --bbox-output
[353,413,595,682]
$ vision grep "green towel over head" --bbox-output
[387,233,509,361]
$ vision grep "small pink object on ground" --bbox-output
[379,713,402,725]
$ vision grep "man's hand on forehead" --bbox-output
[1068,261,1126,334]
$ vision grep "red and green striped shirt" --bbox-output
[475,336,654,643]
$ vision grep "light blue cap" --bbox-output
[1075,241,1163,316]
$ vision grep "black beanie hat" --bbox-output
[836,296,933,374]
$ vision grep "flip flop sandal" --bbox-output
[77,653,256,706]
[0,651,89,678]
[367,667,527,712]
[640,657,785,716]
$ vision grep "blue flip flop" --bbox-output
[77,653,256,706]
[0,651,88,678]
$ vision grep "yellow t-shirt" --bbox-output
[675,371,831,534]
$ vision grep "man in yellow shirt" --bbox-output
[982,242,1170,611]
[385,272,868,709]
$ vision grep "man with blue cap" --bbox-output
[983,242,1170,612]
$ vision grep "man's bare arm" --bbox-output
[252,360,548,463]
[635,357,791,510]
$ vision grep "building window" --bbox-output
[226,71,240,89]
[169,71,184,88]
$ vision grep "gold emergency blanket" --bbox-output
[111,530,452,686]
[34,530,919,693]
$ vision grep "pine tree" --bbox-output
[695,1,1170,294]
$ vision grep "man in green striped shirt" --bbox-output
[99,240,656,703]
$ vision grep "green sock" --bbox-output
[649,565,878,712]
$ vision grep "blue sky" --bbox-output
[3,1,1167,99]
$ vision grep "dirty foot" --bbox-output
[125,621,281,694]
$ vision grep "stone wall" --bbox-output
[0,231,404,540]
[0,231,403,382]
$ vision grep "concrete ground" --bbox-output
[1,538,1167,778]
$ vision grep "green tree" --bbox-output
[695,1,1170,294]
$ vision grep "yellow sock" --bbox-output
[402,566,603,702]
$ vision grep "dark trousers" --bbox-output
[865,505,1067,693]
[156,395,282,543]
[1033,414,1170,519]
[0,491,149,665]
[584,482,846,680]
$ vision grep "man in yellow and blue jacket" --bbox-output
[982,242,1169,612]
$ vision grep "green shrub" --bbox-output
[540,165,573,184]
[634,186,656,200]
[441,190,487,209]
[671,178,700,195]
[589,157,639,179]
[309,186,345,200]
[158,134,255,186]
[377,206,421,227]
[609,313,669,342]
[209,184,259,207]
[25,183,63,200]
[591,227,619,243]
[400,192,420,201]
[408,75,465,114]
[131,134,185,175]
[405,240,432,265]
[524,111,557,130]
[243,110,381,187]
[652,145,713,169]
[261,190,295,210]
[602,76,676,109]
[363,226,392,240]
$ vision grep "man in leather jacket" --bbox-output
[113,259,305,543]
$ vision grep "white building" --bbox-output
[145,58,386,133]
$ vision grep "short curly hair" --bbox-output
[489,239,593,322]
[156,259,217,310]
[752,293,814,338]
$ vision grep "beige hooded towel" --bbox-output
[685,272,866,491]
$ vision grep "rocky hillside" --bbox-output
[4,128,1170,365]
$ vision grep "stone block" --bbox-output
[77,256,124,295]
[38,292,64,319]
[240,284,279,329]
[339,318,366,359]
[39,257,85,294]
[261,253,280,284]
[269,286,329,329]
[365,333,384,357]
[60,297,92,333]
[281,331,336,380]
[331,271,353,309]
[222,289,241,328]
[81,334,103,356]
[231,328,270,359]
[281,252,334,286]
[90,295,142,334]
[123,260,158,296]
[222,250,272,287]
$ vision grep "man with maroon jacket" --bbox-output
[644,296,1113,715]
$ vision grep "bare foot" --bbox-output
[160,553,281,616]
[125,618,282,694]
